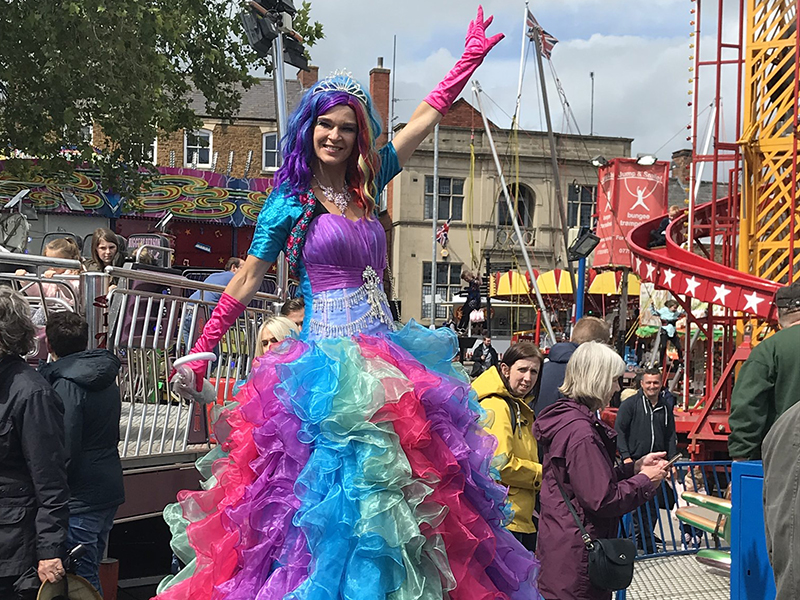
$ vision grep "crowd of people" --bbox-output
[0,287,122,600]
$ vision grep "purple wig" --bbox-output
[273,74,383,215]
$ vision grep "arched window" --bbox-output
[498,184,535,228]
[184,129,212,168]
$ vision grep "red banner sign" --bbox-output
[593,159,670,269]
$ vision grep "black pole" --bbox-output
[532,27,578,302]
[616,267,629,356]
[485,252,492,339]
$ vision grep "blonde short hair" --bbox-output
[559,341,625,411]
[570,316,610,344]
[255,315,299,357]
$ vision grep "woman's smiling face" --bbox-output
[313,105,358,169]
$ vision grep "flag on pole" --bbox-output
[526,9,558,59]
[436,219,451,248]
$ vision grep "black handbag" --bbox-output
[555,476,636,591]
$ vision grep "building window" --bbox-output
[145,139,158,164]
[79,125,93,144]
[184,129,212,168]
[422,261,462,321]
[424,176,464,221]
[262,132,279,171]
[568,184,596,228]
[498,184,535,228]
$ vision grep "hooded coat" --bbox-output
[533,399,655,600]
[0,355,69,579]
[534,342,578,416]
[39,349,124,515]
[472,366,542,534]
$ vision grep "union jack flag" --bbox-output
[526,9,558,59]
[436,219,451,248]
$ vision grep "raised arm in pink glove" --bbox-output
[185,292,246,391]
[424,6,504,116]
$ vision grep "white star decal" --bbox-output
[635,257,642,272]
[645,263,656,280]
[713,283,731,305]
[742,291,765,313]
[663,269,676,287]
[684,276,700,296]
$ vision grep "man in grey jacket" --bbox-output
[763,400,800,599]
[615,367,678,552]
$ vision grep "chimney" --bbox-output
[370,57,391,148]
[670,149,692,186]
[298,65,319,89]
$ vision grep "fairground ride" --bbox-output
[627,0,797,458]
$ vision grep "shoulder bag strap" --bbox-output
[554,471,594,549]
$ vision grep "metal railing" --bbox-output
[614,460,732,600]
[104,265,276,458]
[620,460,732,558]
[0,252,278,460]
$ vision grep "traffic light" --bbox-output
[255,0,296,15]
[282,35,309,71]
[240,10,279,58]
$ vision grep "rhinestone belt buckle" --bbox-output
[362,266,383,320]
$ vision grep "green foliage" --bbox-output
[292,1,324,58]
[0,0,318,198]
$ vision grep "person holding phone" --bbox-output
[615,367,679,553]
[534,342,668,600]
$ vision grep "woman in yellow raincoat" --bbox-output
[472,341,543,551]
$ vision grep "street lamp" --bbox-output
[568,227,600,261]
[636,153,657,166]
[590,155,608,168]
[568,226,601,321]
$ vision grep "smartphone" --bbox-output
[665,453,683,468]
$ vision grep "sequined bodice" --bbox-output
[301,214,393,340]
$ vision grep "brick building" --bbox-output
[153,76,307,179]
[388,102,632,333]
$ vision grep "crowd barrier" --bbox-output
[0,252,278,459]
[614,460,732,599]
[621,460,732,557]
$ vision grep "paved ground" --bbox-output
[624,554,730,600]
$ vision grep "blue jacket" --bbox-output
[39,350,124,514]
[534,342,578,416]
[188,270,236,305]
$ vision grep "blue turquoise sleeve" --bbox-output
[248,186,304,262]
[376,143,402,194]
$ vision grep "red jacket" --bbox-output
[533,399,655,600]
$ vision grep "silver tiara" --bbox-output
[313,70,368,104]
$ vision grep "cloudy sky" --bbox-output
[303,0,736,160]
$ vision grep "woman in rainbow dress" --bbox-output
[158,7,541,599]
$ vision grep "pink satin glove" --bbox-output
[424,6,504,116]
[185,292,246,391]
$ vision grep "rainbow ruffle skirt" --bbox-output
[156,322,540,599]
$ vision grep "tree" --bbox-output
[293,1,324,60]
[0,0,322,198]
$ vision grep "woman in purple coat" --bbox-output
[533,342,669,600]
